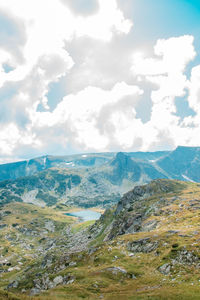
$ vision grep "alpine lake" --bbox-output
[64,209,101,222]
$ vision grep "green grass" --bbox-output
[2,180,200,299]
[71,220,95,233]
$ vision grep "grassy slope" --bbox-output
[0,203,75,293]
[1,180,200,299]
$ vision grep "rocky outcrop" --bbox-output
[30,274,75,295]
[127,237,159,253]
[158,263,171,275]
[93,179,186,241]
[173,249,200,265]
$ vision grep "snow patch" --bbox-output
[182,174,195,183]
[66,162,75,167]
[22,190,46,207]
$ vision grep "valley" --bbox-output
[1,178,200,299]
[1,147,200,299]
[0,146,200,210]
[64,210,102,222]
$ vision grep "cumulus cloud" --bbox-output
[0,123,40,156]
[132,35,196,102]
[187,65,200,114]
[1,0,200,162]
[62,34,135,94]
[180,64,200,141]
[61,0,99,16]
[31,82,143,151]
[129,35,200,150]
[0,10,26,64]
[0,0,134,160]
[132,36,195,76]
[73,0,132,41]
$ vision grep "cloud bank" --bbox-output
[0,0,199,162]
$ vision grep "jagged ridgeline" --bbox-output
[0,146,200,208]
[1,179,200,299]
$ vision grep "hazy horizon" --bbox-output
[1,144,200,165]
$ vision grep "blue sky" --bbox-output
[133,0,200,38]
[0,0,200,162]
[121,0,200,54]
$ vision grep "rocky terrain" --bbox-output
[1,179,200,299]
[0,146,200,208]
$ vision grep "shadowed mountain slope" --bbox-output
[0,147,200,208]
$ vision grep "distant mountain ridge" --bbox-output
[0,150,169,182]
[0,146,200,208]
[157,146,200,182]
[0,153,114,182]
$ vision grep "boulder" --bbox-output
[104,266,127,275]
[30,288,41,296]
[158,263,171,275]
[127,237,159,253]
[53,275,63,286]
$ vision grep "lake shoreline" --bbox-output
[64,209,102,222]
[63,207,105,214]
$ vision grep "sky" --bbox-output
[0,0,200,162]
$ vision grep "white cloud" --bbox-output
[74,0,132,41]
[187,65,200,114]
[132,35,196,103]
[0,0,132,87]
[0,0,134,160]
[1,1,200,161]
[0,0,75,88]
[179,64,200,141]
[130,35,200,150]
[132,36,195,76]
[0,123,40,156]
[31,82,143,151]
[132,36,196,104]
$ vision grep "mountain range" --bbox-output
[1,147,200,299]
[0,146,200,208]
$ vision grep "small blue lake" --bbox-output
[65,210,101,222]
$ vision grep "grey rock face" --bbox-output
[7,280,19,289]
[174,250,199,265]
[127,238,159,253]
[30,288,41,296]
[45,221,55,232]
[158,263,171,275]
[142,220,159,231]
[53,275,63,286]
[69,261,77,267]
[103,266,127,275]
[31,274,75,293]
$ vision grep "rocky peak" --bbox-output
[116,179,185,212]
[108,152,141,184]
[111,152,132,168]
[172,146,200,159]
[110,152,140,173]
